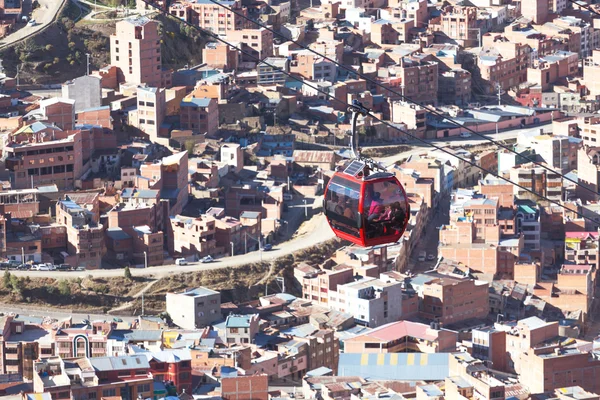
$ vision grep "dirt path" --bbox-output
[106,279,158,314]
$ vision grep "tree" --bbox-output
[75,277,83,291]
[45,44,54,52]
[68,42,76,50]
[58,280,71,296]
[185,140,196,156]
[3,270,11,288]
[9,275,23,294]
[124,266,132,280]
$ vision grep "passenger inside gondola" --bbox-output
[364,180,407,239]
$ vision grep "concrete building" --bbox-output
[521,0,548,24]
[56,195,105,269]
[62,75,102,113]
[343,320,458,353]
[479,36,531,91]
[37,98,76,130]
[515,204,541,250]
[110,17,162,87]
[377,57,438,106]
[179,97,218,137]
[168,0,248,34]
[577,146,600,202]
[564,232,599,268]
[521,134,578,174]
[4,125,83,190]
[391,102,426,136]
[258,57,290,85]
[413,273,490,326]
[166,287,221,329]
[436,6,479,47]
[330,277,403,328]
[224,314,260,344]
[227,28,273,63]
[509,162,562,202]
[168,214,217,258]
[221,143,243,174]
[129,87,165,139]
[202,42,239,71]
[584,50,600,99]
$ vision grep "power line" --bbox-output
[140,0,600,227]
[200,0,597,198]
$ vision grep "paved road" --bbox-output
[0,0,66,49]
[11,212,334,279]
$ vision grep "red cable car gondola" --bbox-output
[324,101,410,247]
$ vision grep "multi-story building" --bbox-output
[577,146,600,202]
[202,42,238,71]
[515,203,541,250]
[129,86,165,139]
[179,97,218,137]
[391,102,426,136]
[343,320,458,353]
[166,287,221,329]
[565,231,599,267]
[435,6,479,47]
[439,69,472,106]
[226,28,273,63]
[479,36,531,91]
[376,57,438,105]
[33,355,154,400]
[56,195,105,269]
[224,314,260,344]
[168,214,216,258]
[110,17,162,88]
[4,126,83,190]
[411,273,489,325]
[0,316,51,380]
[330,277,403,328]
[169,0,248,34]
[584,50,600,99]
[290,52,337,82]
[258,57,290,85]
[147,349,192,393]
[62,75,102,113]
[37,98,75,130]
[54,319,111,359]
[521,133,578,174]
[508,162,563,202]
[296,264,354,307]
[521,0,548,24]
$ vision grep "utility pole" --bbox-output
[244,233,247,254]
[230,241,234,257]
[16,65,20,88]
[497,82,502,106]
[30,175,33,189]
[141,291,145,316]
[21,247,24,263]
[304,199,308,219]
[144,251,147,269]
[85,53,91,76]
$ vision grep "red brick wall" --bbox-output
[221,375,268,400]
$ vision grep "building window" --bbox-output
[102,389,116,397]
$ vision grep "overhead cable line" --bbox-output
[141,0,600,227]
[202,0,597,197]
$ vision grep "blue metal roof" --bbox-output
[338,353,449,381]
[181,98,212,108]
[225,315,253,328]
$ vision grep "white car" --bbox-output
[27,19,37,26]
[460,132,472,138]
[175,258,188,266]
[427,254,435,261]
[30,264,40,271]
[38,265,50,271]
[201,255,214,263]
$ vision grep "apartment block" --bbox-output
[258,57,290,85]
[4,126,83,190]
[521,0,548,24]
[110,17,162,87]
[577,146,600,202]
[436,6,479,47]
[564,232,599,267]
[226,28,273,63]
[168,214,216,258]
[202,42,239,70]
[166,287,221,329]
[391,102,426,136]
[508,162,562,202]
[179,97,218,137]
[56,195,105,269]
[129,86,165,139]
[413,273,489,326]
[169,0,248,34]
[296,264,354,307]
[330,278,403,328]
[479,36,531,91]
[376,57,438,105]
[38,98,75,131]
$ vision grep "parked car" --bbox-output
[175,258,188,266]
[460,132,472,138]
[201,255,214,263]
[262,243,273,251]
[283,193,294,201]
[30,264,40,271]
[27,19,36,26]
[17,264,29,270]
[38,265,50,271]
[427,254,435,261]
[57,264,72,271]
[75,266,86,271]
[418,251,426,262]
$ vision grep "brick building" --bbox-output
[110,17,162,87]
[180,97,218,137]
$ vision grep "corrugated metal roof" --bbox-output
[338,353,449,381]
[90,355,150,371]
